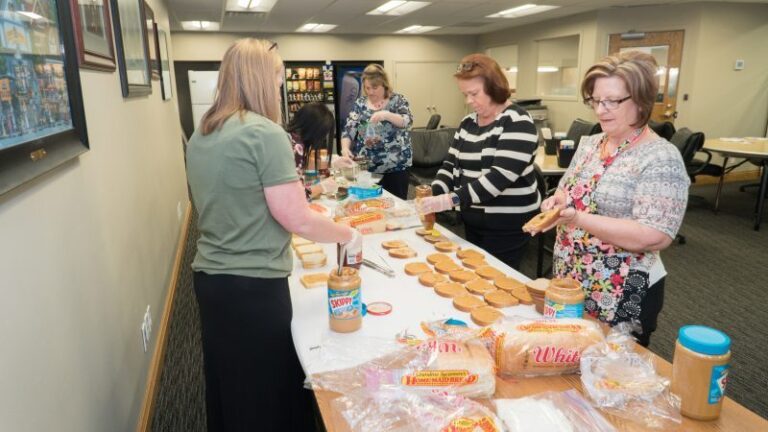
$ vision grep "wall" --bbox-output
[0,0,188,431]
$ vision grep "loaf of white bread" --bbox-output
[484,318,604,377]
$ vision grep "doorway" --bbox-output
[609,30,684,124]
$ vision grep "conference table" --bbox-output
[704,137,768,231]
[287,193,767,432]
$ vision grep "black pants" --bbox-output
[632,277,665,347]
[378,169,409,200]
[463,222,531,271]
[193,272,315,432]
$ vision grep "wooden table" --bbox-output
[294,194,768,432]
[704,138,768,230]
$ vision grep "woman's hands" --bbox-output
[527,189,580,234]
[369,110,392,124]
[415,194,454,214]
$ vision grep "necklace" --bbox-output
[600,126,646,159]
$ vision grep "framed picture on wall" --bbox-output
[0,0,89,197]
[157,28,172,101]
[111,0,151,97]
[143,1,159,81]
[69,0,116,71]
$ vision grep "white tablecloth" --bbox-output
[289,198,541,375]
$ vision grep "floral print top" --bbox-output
[341,93,413,174]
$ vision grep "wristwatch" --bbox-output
[450,193,460,207]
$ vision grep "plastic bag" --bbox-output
[307,335,496,398]
[494,390,616,432]
[480,317,605,377]
[364,122,384,148]
[334,388,503,432]
[580,323,682,429]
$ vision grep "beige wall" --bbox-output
[0,1,188,431]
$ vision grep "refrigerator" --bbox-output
[188,70,219,131]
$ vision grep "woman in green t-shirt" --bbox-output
[186,38,361,431]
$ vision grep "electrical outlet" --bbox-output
[176,201,183,220]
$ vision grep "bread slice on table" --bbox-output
[295,243,323,258]
[404,262,431,275]
[418,272,447,287]
[389,247,417,259]
[300,272,329,289]
[301,252,327,269]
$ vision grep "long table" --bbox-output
[288,198,767,431]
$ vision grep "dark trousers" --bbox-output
[633,277,665,347]
[463,222,531,271]
[378,169,410,200]
[193,272,315,432]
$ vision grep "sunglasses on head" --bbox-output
[456,62,479,73]
[268,41,278,51]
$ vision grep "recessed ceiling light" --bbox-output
[368,1,431,16]
[395,25,440,34]
[226,0,276,13]
[181,21,220,31]
[537,66,559,73]
[487,4,558,19]
[297,23,338,33]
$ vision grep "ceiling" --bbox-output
[167,0,768,35]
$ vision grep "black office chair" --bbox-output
[566,118,598,146]
[649,120,676,141]
[425,113,441,130]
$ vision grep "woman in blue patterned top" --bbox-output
[340,64,413,199]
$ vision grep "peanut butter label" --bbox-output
[328,288,361,320]
[399,370,478,387]
[441,416,499,432]
[709,364,729,404]
[543,299,584,318]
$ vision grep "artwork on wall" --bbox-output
[111,0,150,97]
[143,1,158,81]
[69,0,116,71]
[157,28,172,101]
[0,0,89,197]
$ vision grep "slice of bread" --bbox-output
[291,236,313,249]
[300,272,329,289]
[295,243,323,257]
[389,247,417,259]
[382,239,408,250]
[301,252,327,269]
[404,262,431,275]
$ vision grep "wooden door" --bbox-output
[609,30,684,124]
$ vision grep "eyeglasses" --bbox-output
[456,62,479,73]
[268,41,278,51]
[584,96,631,110]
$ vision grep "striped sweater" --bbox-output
[431,104,540,229]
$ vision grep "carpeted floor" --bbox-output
[150,180,768,431]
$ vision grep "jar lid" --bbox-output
[678,325,731,355]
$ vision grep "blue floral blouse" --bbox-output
[341,93,413,174]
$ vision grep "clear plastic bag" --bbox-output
[480,317,605,377]
[334,388,503,432]
[364,122,384,148]
[579,323,682,429]
[494,390,616,432]
[306,335,496,398]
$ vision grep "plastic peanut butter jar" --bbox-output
[327,267,362,333]
[671,325,731,420]
[543,277,585,318]
[414,184,436,231]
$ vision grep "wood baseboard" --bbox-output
[137,202,192,432]
[693,169,761,186]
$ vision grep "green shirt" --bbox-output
[186,112,298,278]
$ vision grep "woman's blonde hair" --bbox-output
[361,63,391,98]
[200,38,283,135]
[581,50,658,127]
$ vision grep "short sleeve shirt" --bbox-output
[186,112,299,278]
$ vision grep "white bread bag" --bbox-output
[482,317,604,377]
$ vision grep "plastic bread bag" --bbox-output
[579,323,682,429]
[494,390,616,432]
[420,318,482,340]
[333,388,502,432]
[480,317,605,377]
[340,196,395,216]
[307,335,496,398]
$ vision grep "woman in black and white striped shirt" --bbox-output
[416,53,539,269]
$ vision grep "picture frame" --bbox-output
[157,28,172,101]
[143,1,159,81]
[111,0,151,97]
[69,0,116,71]
[0,0,89,197]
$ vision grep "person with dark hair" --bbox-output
[528,51,690,346]
[416,53,539,270]
[286,102,338,199]
[340,63,413,199]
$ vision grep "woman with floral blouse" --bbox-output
[340,64,413,199]
[529,51,690,347]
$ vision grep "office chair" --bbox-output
[649,120,676,141]
[669,128,713,244]
[566,118,598,146]
[425,113,441,130]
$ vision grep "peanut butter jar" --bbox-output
[414,184,436,231]
[327,267,362,333]
[671,325,731,420]
[543,277,584,318]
